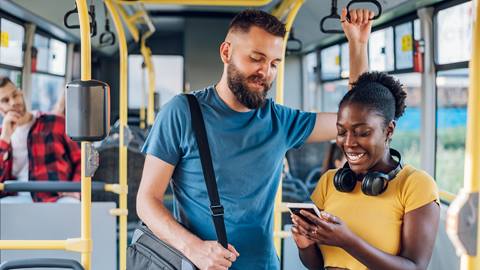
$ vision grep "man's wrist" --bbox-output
[181,236,203,257]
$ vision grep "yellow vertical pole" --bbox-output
[75,0,92,269]
[273,0,304,257]
[147,55,155,126]
[104,1,129,270]
[461,0,480,269]
[140,39,156,126]
[140,63,146,129]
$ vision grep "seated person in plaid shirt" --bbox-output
[0,76,81,203]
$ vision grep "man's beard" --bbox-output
[227,62,271,109]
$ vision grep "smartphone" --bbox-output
[286,202,321,225]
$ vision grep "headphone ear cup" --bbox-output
[362,172,388,196]
[334,168,357,192]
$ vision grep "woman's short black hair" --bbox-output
[339,71,407,126]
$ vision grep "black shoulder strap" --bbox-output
[185,94,228,249]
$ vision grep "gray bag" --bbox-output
[127,225,197,270]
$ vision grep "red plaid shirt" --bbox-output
[0,113,81,202]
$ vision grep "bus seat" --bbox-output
[0,202,116,270]
[92,146,144,223]
[283,142,328,202]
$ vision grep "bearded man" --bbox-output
[0,76,80,203]
[137,8,373,270]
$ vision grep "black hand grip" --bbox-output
[320,15,343,34]
[63,4,97,37]
[2,181,106,192]
[346,0,382,21]
[0,258,84,270]
[64,5,80,29]
[99,21,115,47]
[320,0,343,34]
[89,5,97,38]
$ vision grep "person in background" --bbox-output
[0,76,81,203]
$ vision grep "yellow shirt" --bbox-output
[310,164,439,270]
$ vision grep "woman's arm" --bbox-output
[298,202,440,270]
[343,202,440,270]
[292,215,325,269]
[298,244,324,270]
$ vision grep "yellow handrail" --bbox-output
[0,241,66,250]
[459,0,480,269]
[77,1,94,268]
[273,0,304,257]
[140,38,156,126]
[117,0,272,6]
[104,2,130,270]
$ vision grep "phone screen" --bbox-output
[290,207,318,225]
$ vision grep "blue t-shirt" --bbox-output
[142,86,316,269]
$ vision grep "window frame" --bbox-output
[432,0,472,195]
[433,0,471,71]
[318,12,419,83]
[0,12,26,69]
[33,30,68,77]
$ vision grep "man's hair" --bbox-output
[228,9,286,37]
[0,76,13,88]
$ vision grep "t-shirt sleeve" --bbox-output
[402,169,440,213]
[310,170,333,210]
[273,103,316,149]
[141,95,188,166]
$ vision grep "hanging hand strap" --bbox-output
[185,94,228,249]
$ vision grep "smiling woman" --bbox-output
[291,71,440,270]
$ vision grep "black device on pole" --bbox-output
[65,80,111,142]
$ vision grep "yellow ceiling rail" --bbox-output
[117,0,272,6]
[272,0,304,258]
[271,0,298,22]
[104,1,130,270]
[114,2,156,43]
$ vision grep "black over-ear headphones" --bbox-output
[333,148,403,196]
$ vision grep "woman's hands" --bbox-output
[291,210,355,249]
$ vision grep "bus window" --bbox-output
[48,39,67,76]
[128,54,184,110]
[31,74,65,111]
[369,27,394,72]
[0,68,21,86]
[322,80,348,113]
[302,51,319,111]
[435,68,469,194]
[31,34,66,112]
[320,45,340,80]
[389,73,422,168]
[0,18,24,68]
[340,42,349,78]
[436,1,472,64]
[394,22,413,70]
